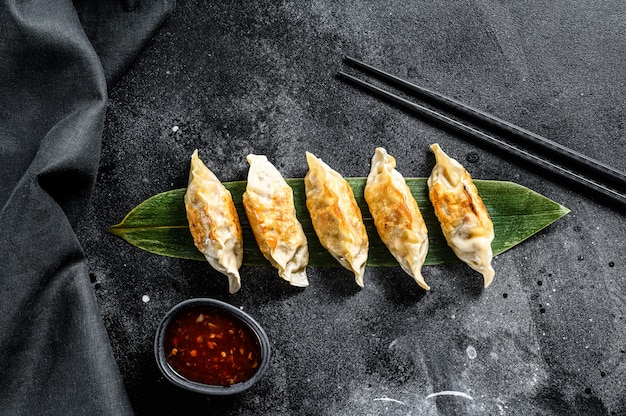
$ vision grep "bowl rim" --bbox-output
[154,297,271,395]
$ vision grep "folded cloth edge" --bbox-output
[0,0,174,414]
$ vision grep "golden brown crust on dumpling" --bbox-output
[364,147,430,290]
[242,183,304,255]
[242,154,309,287]
[184,150,243,294]
[427,143,495,287]
[304,152,369,287]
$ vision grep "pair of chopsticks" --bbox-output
[337,56,626,208]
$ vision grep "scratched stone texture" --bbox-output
[76,0,626,414]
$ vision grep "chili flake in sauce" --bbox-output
[164,306,261,386]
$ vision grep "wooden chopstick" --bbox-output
[336,66,626,207]
[343,56,626,192]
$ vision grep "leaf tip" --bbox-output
[108,224,124,237]
[560,204,571,216]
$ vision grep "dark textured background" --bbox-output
[76,1,625,414]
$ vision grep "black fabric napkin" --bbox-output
[0,1,173,414]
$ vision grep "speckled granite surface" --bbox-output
[76,1,626,414]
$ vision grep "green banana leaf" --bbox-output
[109,178,569,267]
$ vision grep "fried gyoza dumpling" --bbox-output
[304,152,369,287]
[184,150,243,294]
[242,154,309,287]
[427,143,495,288]
[364,147,430,290]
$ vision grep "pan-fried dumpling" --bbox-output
[364,147,430,290]
[304,152,369,287]
[427,143,495,288]
[242,154,309,287]
[184,150,243,294]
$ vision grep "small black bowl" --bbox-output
[154,298,271,395]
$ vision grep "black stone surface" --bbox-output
[76,1,626,414]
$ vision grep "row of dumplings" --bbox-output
[184,144,495,294]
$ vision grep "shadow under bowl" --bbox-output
[154,298,271,395]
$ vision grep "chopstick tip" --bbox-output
[335,70,351,81]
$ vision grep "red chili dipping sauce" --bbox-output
[163,306,262,386]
